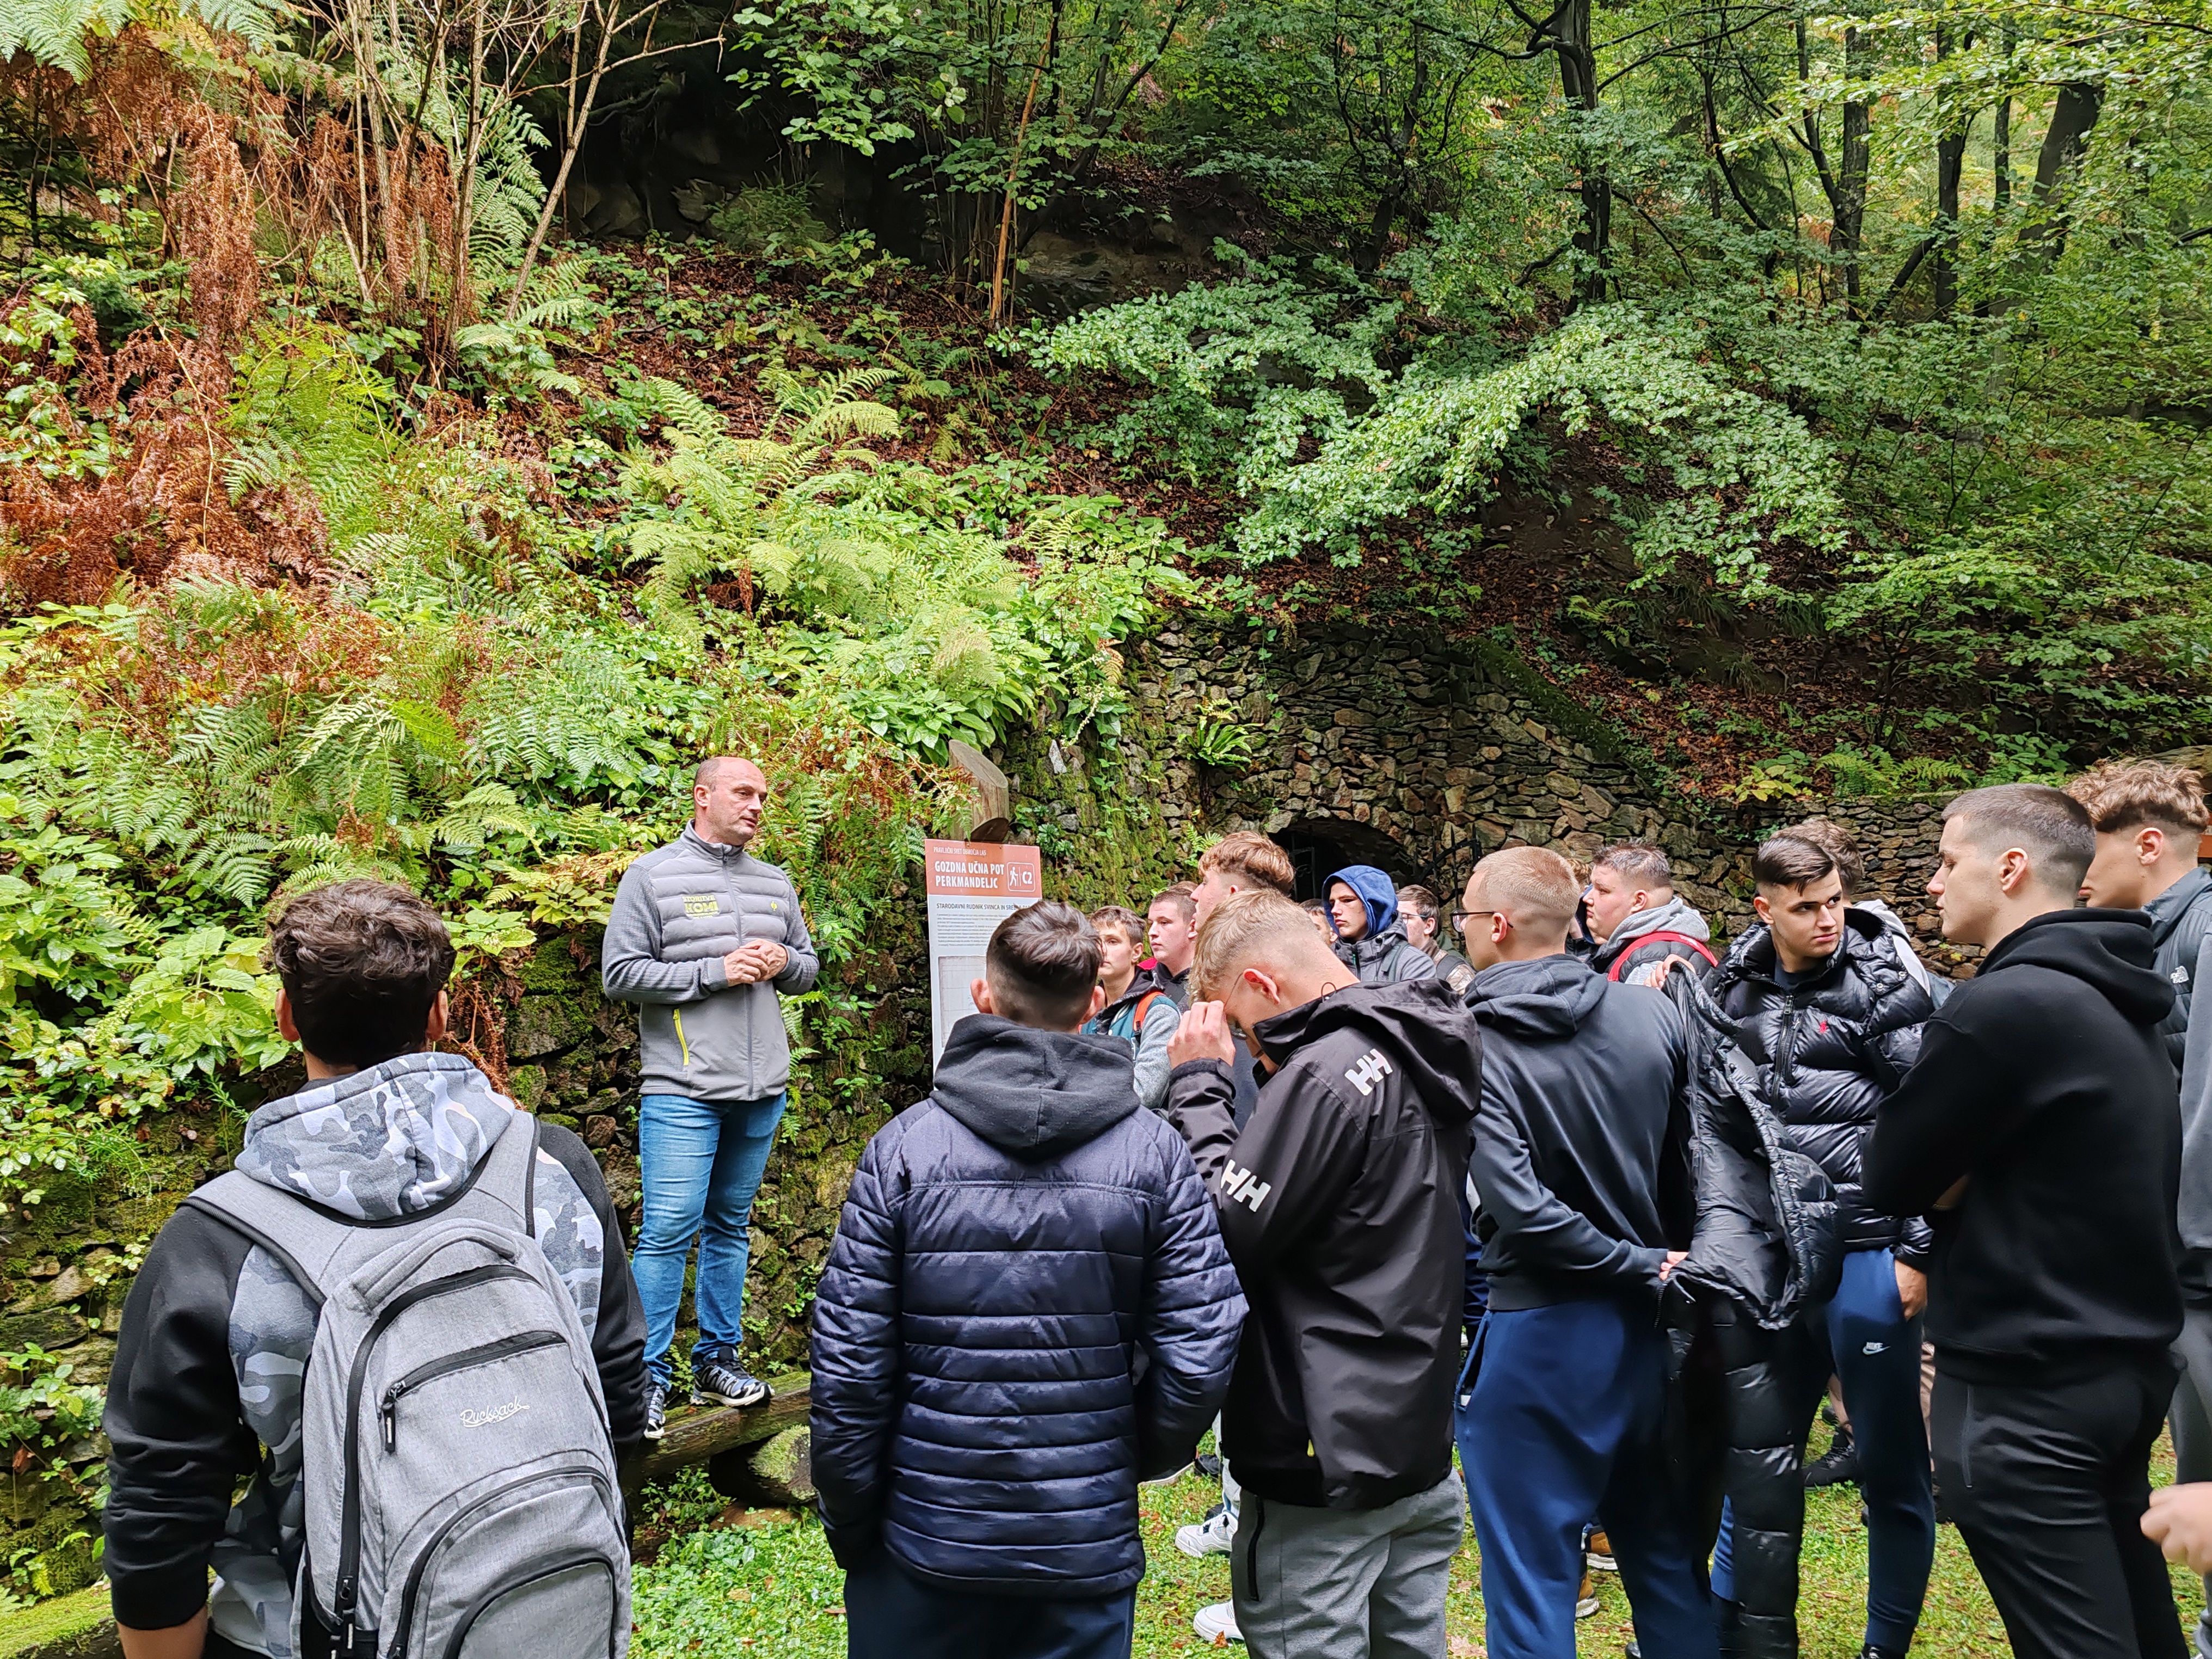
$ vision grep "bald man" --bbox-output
[1454,847,1715,1659]
[1163,888,1478,1659]
[604,755,820,1438]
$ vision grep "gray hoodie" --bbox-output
[2153,869,2212,1295]
[603,827,821,1101]
[1591,894,1713,987]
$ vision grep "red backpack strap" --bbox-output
[1607,932,1717,981]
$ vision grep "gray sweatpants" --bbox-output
[2172,1304,2212,1658]
[1230,1471,1466,1659]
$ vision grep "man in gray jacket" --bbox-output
[604,756,820,1437]
[2071,759,2212,1658]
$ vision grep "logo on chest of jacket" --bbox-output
[1345,1048,1394,1096]
[684,895,720,918]
[1220,1158,1273,1212]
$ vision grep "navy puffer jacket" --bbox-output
[1705,908,1935,1264]
[809,1015,1246,1597]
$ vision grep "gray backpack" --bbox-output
[188,1112,631,1659]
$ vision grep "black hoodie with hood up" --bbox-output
[1466,955,1693,1311]
[1864,908,2182,1382]
[1166,980,1479,1511]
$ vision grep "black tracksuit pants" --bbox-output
[1931,1351,2186,1659]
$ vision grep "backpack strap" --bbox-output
[182,1110,545,1301]
[183,1172,355,1308]
[468,1109,542,1238]
[1133,990,1164,1030]
[1608,932,1718,981]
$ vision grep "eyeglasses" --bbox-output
[1451,908,1500,931]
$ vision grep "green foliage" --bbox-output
[630,1517,847,1659]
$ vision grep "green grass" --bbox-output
[632,1436,2206,1658]
[0,1583,113,1658]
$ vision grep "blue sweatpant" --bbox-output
[1458,1300,1719,1659]
[1711,1246,1934,1652]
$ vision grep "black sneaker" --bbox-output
[1194,1452,1222,1479]
[692,1356,771,1409]
[643,1380,668,1441]
[1803,1425,1857,1488]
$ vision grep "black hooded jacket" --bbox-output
[1864,908,2181,1381]
[1465,956,1693,1310]
[810,1016,1245,1595]
[1166,980,1479,1511]
[1705,909,1934,1265]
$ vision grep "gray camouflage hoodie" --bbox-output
[103,1055,644,1656]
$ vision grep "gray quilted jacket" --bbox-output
[602,828,821,1101]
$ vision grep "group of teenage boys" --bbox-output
[95,755,2212,1659]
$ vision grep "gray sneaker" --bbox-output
[692,1357,771,1409]
[643,1380,668,1441]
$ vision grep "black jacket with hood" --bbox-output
[1705,908,1935,1265]
[1865,908,2182,1381]
[1166,980,1478,1511]
[1465,955,1693,1310]
[810,1016,1244,1597]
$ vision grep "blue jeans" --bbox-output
[1711,1246,1934,1652]
[1457,1300,1719,1659]
[635,1090,786,1387]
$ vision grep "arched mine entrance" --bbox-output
[1270,818,1431,902]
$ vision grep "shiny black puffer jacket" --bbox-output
[1705,910,1936,1265]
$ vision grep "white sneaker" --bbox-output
[1194,1601,1243,1644]
[1176,1502,1237,1558]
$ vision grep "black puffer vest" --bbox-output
[1705,910,1936,1263]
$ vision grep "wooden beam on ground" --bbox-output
[621,1369,810,1503]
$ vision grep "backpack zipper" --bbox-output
[379,1330,566,1451]
[334,1262,534,1651]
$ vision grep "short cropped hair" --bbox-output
[2067,760,2209,839]
[268,879,457,1068]
[986,901,1102,1029]
[1196,831,1296,898]
[1781,819,1865,899]
[1942,784,2097,896]
[1397,884,1441,922]
[1468,847,1580,931]
[1593,842,1672,890]
[1089,904,1145,947]
[1194,888,1329,1001]
[694,754,763,788]
[1148,882,1197,920]
[1753,832,1839,893]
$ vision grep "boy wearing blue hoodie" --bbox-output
[1324,864,1436,985]
[810,901,1245,1659]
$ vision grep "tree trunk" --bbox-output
[1550,0,1606,305]
[1931,26,1967,317]
[2023,80,2101,259]
[1838,26,1869,308]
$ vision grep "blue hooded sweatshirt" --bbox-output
[1325,864,1436,986]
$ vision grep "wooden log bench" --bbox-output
[620,1368,813,1509]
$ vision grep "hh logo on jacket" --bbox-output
[1220,1159,1272,1212]
[1344,1048,1393,1096]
